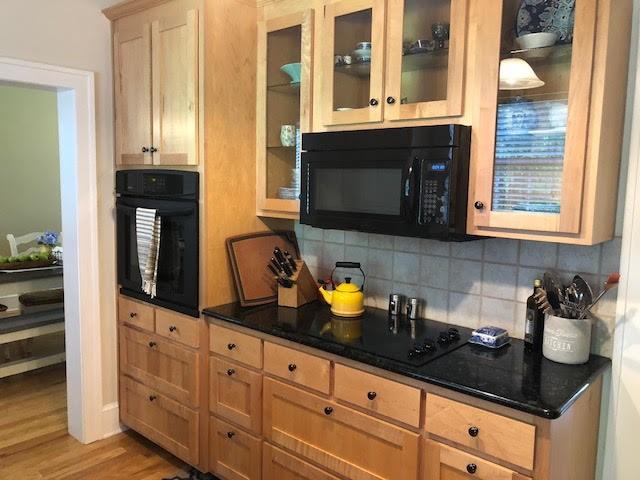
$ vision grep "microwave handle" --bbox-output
[404,158,418,214]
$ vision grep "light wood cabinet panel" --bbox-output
[120,376,199,465]
[263,444,341,480]
[424,440,532,480]
[209,416,262,480]
[114,18,153,165]
[120,325,200,407]
[384,0,467,121]
[334,363,421,427]
[118,295,155,332]
[263,342,330,395]
[156,308,200,348]
[210,325,263,369]
[210,357,262,434]
[263,378,420,480]
[256,9,314,219]
[425,394,535,471]
[151,8,199,165]
[321,0,386,126]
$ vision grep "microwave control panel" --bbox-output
[418,159,450,226]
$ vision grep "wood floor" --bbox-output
[0,365,189,479]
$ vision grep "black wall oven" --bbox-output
[300,126,472,241]
[116,170,199,317]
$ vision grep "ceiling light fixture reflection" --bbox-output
[499,58,545,90]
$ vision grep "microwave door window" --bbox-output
[314,168,403,216]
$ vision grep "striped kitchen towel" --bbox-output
[136,208,161,298]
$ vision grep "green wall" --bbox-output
[0,84,61,257]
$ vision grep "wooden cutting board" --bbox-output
[226,231,300,307]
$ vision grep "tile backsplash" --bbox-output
[296,223,621,357]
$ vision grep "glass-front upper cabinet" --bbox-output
[385,0,467,121]
[470,0,596,235]
[322,0,386,126]
[257,10,314,218]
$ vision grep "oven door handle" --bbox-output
[116,204,195,217]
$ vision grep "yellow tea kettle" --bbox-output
[319,262,365,317]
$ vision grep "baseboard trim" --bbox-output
[102,402,126,438]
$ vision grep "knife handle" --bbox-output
[267,263,279,277]
[271,257,284,272]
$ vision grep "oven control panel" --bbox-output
[418,159,450,226]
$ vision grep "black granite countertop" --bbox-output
[203,301,611,419]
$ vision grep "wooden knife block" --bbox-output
[278,260,319,308]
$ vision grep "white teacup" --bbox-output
[280,125,296,147]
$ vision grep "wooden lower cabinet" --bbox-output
[263,378,420,480]
[210,356,262,434]
[120,376,199,465]
[263,444,341,480]
[424,440,532,480]
[120,325,200,407]
[209,416,262,480]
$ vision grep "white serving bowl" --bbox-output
[516,32,559,50]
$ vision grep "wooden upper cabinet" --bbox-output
[113,3,199,166]
[151,8,198,166]
[321,0,386,126]
[114,20,153,165]
[256,9,314,218]
[467,0,631,244]
[384,0,467,121]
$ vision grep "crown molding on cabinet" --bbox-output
[103,0,173,20]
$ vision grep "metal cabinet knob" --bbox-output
[288,363,297,372]
[468,426,479,437]
[227,431,235,439]
[474,201,485,210]
[227,343,236,350]
[142,147,150,153]
[369,98,379,106]
[386,97,396,104]
[149,395,157,402]
[129,312,137,318]
[148,341,157,348]
[169,325,177,332]
[466,464,477,474]
[150,147,158,153]
[324,407,333,416]
[367,391,377,400]
[227,369,235,376]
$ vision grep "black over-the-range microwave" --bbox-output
[300,125,473,241]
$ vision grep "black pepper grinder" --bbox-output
[525,279,545,352]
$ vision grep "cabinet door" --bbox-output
[210,357,262,434]
[263,378,419,480]
[263,444,341,480]
[209,417,262,480]
[469,0,596,236]
[114,20,152,165]
[256,10,314,218]
[385,0,467,120]
[321,0,386,126]
[119,325,200,407]
[120,376,199,465]
[151,9,198,165]
[423,440,532,480]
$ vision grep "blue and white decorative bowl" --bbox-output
[516,0,575,44]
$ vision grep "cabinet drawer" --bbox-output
[119,325,200,407]
[210,357,262,434]
[118,295,154,332]
[264,378,419,480]
[425,394,536,471]
[210,324,263,369]
[209,416,261,480]
[334,363,421,427]
[424,440,532,480]
[263,444,341,480]
[120,376,199,465]
[264,342,330,395]
[156,309,200,348]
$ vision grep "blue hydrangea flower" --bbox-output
[38,231,59,246]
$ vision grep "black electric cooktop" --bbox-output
[203,301,471,367]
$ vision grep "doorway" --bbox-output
[0,57,104,444]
